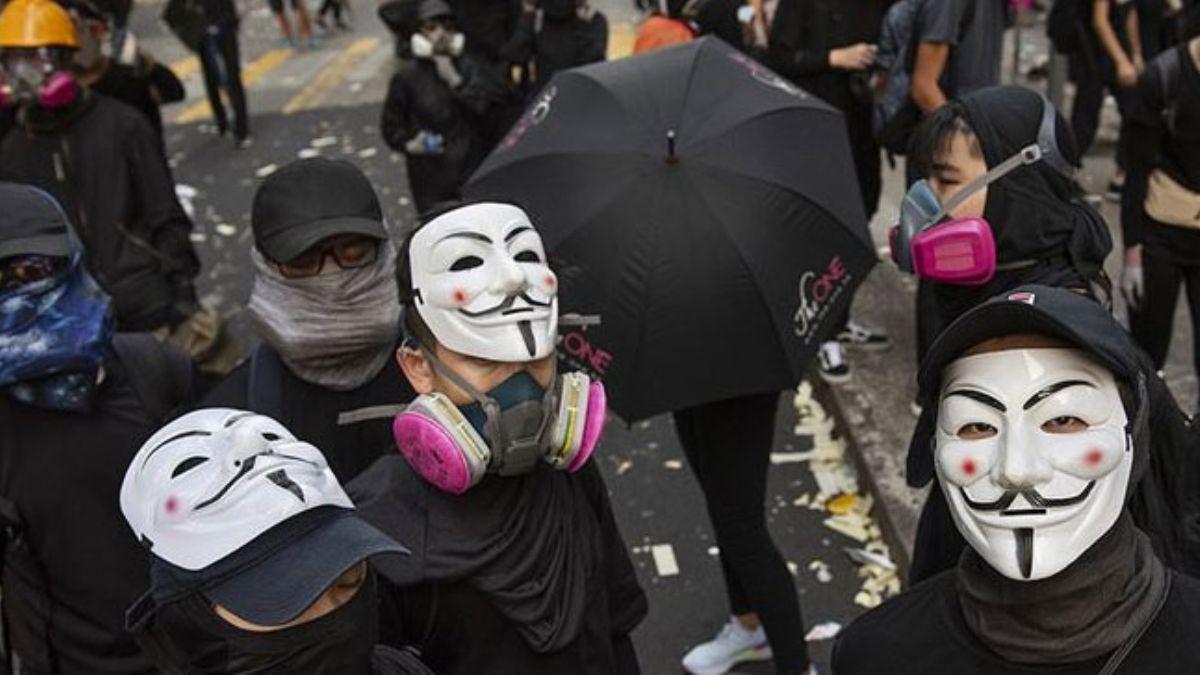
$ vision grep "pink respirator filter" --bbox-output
[392,411,476,495]
[566,380,607,473]
[38,72,78,109]
[910,217,996,286]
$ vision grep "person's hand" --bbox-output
[829,43,877,71]
[576,2,595,21]
[1133,54,1146,75]
[432,55,463,89]
[522,0,536,13]
[404,130,445,156]
[1117,60,1138,87]
[1121,245,1144,311]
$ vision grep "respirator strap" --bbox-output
[415,344,501,420]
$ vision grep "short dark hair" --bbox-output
[908,101,981,180]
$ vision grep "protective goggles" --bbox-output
[889,98,1072,286]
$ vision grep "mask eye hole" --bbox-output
[450,255,484,271]
[513,250,541,263]
[1042,416,1088,434]
[956,422,997,440]
[261,432,281,441]
[171,456,209,478]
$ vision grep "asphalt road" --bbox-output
[128,0,897,672]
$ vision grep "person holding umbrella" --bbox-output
[348,201,648,674]
[467,38,877,675]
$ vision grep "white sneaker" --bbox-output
[836,320,891,351]
[816,341,850,384]
[681,618,772,675]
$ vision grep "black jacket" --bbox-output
[834,569,1200,674]
[90,60,185,144]
[0,338,192,674]
[0,92,200,332]
[381,55,504,211]
[505,8,607,90]
[449,0,523,64]
[765,0,890,113]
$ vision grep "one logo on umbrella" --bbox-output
[559,329,613,379]
[502,86,559,151]
[793,256,851,342]
[727,52,805,99]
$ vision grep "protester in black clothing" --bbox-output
[381,0,509,211]
[203,158,413,483]
[835,285,1200,675]
[1124,33,1200,386]
[505,0,607,93]
[907,85,1112,359]
[66,0,185,143]
[0,183,194,674]
[910,0,1006,114]
[675,394,813,675]
[450,0,522,64]
[198,0,250,145]
[0,0,203,336]
[349,201,647,674]
[317,0,349,31]
[119,409,429,674]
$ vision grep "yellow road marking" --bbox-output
[608,20,637,60]
[173,48,293,124]
[168,55,200,81]
[281,36,380,115]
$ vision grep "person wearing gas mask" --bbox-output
[504,0,608,94]
[381,0,511,212]
[833,285,1200,674]
[347,201,648,675]
[0,0,223,369]
[895,86,1200,582]
[64,0,185,146]
[203,158,414,483]
[0,182,195,674]
[899,85,1113,362]
[119,408,432,674]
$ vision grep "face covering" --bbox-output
[393,352,605,494]
[934,347,1134,580]
[890,97,1070,286]
[407,203,559,362]
[247,243,400,391]
[1,51,79,110]
[134,571,379,674]
[0,254,113,413]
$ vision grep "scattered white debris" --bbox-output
[844,547,897,572]
[770,452,811,464]
[663,459,682,470]
[651,544,679,577]
[616,460,633,475]
[298,148,321,159]
[357,147,378,158]
[214,223,237,237]
[310,136,338,148]
[793,493,811,507]
[787,560,799,576]
[255,164,278,178]
[188,232,207,244]
[707,546,720,556]
[174,184,197,219]
[804,622,842,642]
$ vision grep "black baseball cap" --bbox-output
[147,506,408,625]
[417,0,452,21]
[907,285,1148,486]
[0,182,72,260]
[251,159,387,263]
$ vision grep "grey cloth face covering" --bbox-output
[956,511,1168,665]
[248,244,401,391]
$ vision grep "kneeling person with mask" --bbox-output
[204,158,415,483]
[120,408,432,674]
[348,202,648,674]
[834,285,1200,674]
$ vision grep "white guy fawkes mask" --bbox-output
[409,203,559,362]
[934,348,1132,581]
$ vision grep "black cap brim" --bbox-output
[258,216,387,263]
[205,509,408,625]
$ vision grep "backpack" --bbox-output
[110,333,194,425]
[1046,0,1088,55]
[872,0,977,156]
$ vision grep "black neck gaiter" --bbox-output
[956,513,1169,665]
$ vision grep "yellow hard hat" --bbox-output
[0,0,80,50]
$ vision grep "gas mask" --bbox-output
[410,25,465,59]
[934,347,1141,580]
[889,98,1073,285]
[407,202,559,362]
[393,345,606,494]
[0,48,78,109]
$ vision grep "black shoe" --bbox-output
[836,320,891,351]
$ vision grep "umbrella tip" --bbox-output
[666,130,678,164]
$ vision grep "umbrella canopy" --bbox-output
[467,37,876,422]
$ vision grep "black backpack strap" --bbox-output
[247,345,286,421]
[1153,48,1183,136]
[110,334,194,424]
[0,496,21,673]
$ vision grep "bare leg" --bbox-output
[273,11,294,45]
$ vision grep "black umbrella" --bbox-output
[466,37,877,422]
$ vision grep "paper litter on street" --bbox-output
[804,622,842,642]
[651,544,679,577]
